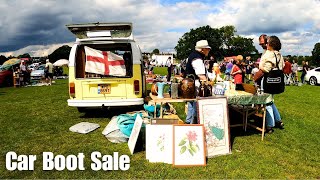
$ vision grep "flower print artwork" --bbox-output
[197,97,231,158]
[157,133,165,151]
[178,130,200,156]
[173,125,206,166]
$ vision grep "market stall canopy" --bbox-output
[53,59,69,67]
[3,58,21,66]
[20,58,30,61]
[0,64,13,71]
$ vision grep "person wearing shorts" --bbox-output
[45,59,53,85]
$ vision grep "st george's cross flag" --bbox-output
[84,46,126,76]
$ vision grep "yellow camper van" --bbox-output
[66,22,146,112]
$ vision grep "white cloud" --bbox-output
[0,0,320,57]
[1,42,73,57]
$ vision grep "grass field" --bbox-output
[0,68,319,179]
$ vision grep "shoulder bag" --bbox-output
[263,53,285,94]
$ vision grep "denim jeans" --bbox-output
[186,101,197,124]
[301,73,306,84]
[266,103,281,127]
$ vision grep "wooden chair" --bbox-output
[243,83,267,140]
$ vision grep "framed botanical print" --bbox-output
[172,124,206,167]
[197,97,231,158]
[145,124,173,164]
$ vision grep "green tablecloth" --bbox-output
[225,91,273,105]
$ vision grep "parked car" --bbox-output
[30,64,46,80]
[28,64,36,71]
[305,67,320,85]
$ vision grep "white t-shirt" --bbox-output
[292,63,298,72]
[166,58,172,67]
[191,58,206,90]
[259,50,284,72]
[45,62,53,73]
[20,64,26,71]
[191,58,206,75]
[251,67,259,75]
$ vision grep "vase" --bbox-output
[156,82,165,99]
[170,82,179,99]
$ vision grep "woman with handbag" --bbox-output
[259,35,285,133]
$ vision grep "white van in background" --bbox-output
[150,54,173,66]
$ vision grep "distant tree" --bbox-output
[17,53,31,58]
[297,56,304,65]
[311,42,320,66]
[304,56,313,65]
[220,26,236,51]
[174,25,257,60]
[224,36,258,56]
[175,25,223,60]
[48,45,71,62]
[152,49,160,54]
[8,55,16,59]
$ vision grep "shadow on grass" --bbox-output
[79,105,144,119]
[229,108,267,147]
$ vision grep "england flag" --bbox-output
[84,46,126,76]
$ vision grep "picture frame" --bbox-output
[197,97,231,158]
[172,124,206,167]
[145,124,173,164]
[128,114,143,155]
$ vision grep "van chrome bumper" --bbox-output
[67,98,144,107]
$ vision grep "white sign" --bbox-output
[128,115,143,155]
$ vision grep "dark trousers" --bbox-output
[167,66,172,82]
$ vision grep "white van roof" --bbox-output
[66,22,133,40]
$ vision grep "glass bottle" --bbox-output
[206,80,212,96]
[198,80,207,97]
[171,78,179,99]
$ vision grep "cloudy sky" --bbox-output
[0,0,319,57]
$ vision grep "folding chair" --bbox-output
[238,84,267,140]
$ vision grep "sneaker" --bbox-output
[276,121,284,129]
[265,127,274,134]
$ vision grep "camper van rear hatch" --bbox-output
[66,22,132,39]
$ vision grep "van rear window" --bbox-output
[75,44,133,78]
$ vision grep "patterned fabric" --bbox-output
[225,90,273,105]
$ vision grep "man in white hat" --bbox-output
[185,40,211,124]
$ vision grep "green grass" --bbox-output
[62,66,69,75]
[0,68,319,178]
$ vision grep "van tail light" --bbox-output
[69,82,75,98]
[134,80,140,95]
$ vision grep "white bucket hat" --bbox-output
[195,40,211,50]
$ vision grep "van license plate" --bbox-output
[98,84,111,94]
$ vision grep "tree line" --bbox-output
[174,25,319,66]
[1,25,319,67]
